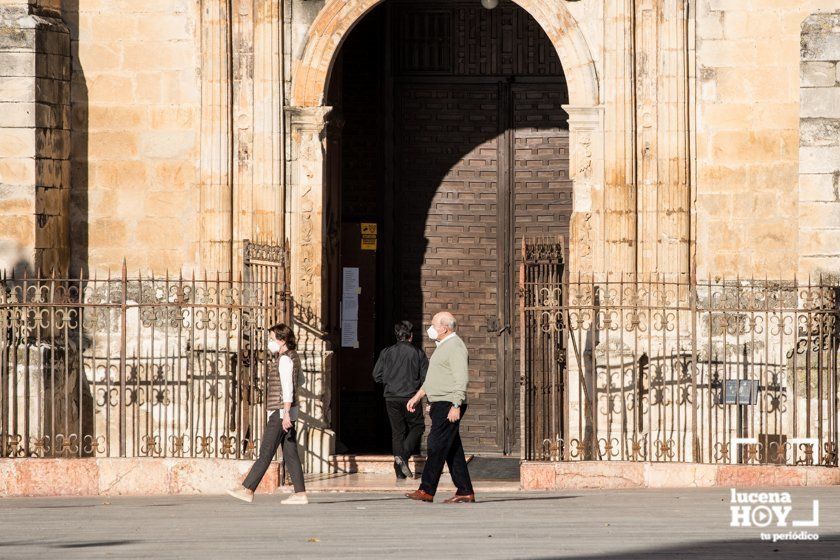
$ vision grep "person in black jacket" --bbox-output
[373,320,429,479]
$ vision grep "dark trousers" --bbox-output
[243,411,305,493]
[385,398,425,461]
[420,402,474,496]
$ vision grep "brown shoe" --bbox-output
[443,493,476,504]
[405,489,434,502]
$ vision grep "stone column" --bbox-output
[285,104,342,473]
[565,105,605,279]
[798,12,840,276]
[602,0,637,276]
[0,0,70,274]
[564,104,605,458]
[198,0,234,275]
[633,0,692,279]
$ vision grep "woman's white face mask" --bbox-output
[426,325,439,341]
[267,339,282,354]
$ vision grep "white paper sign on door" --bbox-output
[341,267,360,348]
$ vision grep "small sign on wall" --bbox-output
[361,223,377,251]
[341,267,360,348]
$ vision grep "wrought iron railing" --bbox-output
[0,254,289,459]
[522,251,839,467]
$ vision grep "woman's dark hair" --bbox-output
[394,320,413,342]
[269,323,296,350]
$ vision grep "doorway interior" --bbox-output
[328,0,572,456]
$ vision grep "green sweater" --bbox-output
[422,334,469,404]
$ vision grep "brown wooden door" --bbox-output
[394,81,570,454]
[509,84,573,454]
[395,83,503,452]
[335,0,571,455]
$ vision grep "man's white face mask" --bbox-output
[267,339,281,354]
[426,325,439,341]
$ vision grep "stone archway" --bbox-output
[291,0,598,108]
[285,0,603,471]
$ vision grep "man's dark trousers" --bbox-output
[385,398,424,462]
[419,401,474,496]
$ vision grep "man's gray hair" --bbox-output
[436,312,457,330]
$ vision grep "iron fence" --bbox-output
[0,245,290,459]
[521,245,840,467]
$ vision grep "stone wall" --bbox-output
[4,1,840,278]
[695,0,839,278]
[799,12,840,276]
[63,0,201,275]
[0,1,70,274]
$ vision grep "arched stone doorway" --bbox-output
[286,0,601,467]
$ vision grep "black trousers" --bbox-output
[420,402,474,496]
[385,398,425,461]
[243,411,305,493]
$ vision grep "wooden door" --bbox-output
[395,83,504,452]
[335,0,572,455]
[508,84,573,454]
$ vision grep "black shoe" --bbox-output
[395,456,413,479]
[394,460,407,479]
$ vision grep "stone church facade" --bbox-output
[2,0,840,469]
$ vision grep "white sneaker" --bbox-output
[281,492,309,505]
[226,486,254,503]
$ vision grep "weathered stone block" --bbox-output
[0,74,34,101]
[800,228,840,256]
[0,156,34,185]
[0,50,33,76]
[800,118,840,147]
[0,26,35,51]
[698,39,756,68]
[87,131,139,158]
[801,61,837,87]
[35,127,69,159]
[801,13,840,61]
[35,158,64,188]
[799,201,840,225]
[88,218,127,247]
[801,87,840,119]
[554,461,646,489]
[35,28,69,56]
[799,173,837,202]
[86,74,133,104]
[520,462,556,490]
[138,130,196,159]
[800,146,840,174]
[0,126,34,157]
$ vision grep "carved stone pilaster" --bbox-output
[285,105,343,472]
[564,105,605,279]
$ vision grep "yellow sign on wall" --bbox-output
[361,223,377,251]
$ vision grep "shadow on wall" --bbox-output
[63,0,88,277]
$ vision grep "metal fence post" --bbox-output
[119,260,127,457]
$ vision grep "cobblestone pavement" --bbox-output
[1,488,838,559]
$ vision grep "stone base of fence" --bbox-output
[0,459,281,497]
[521,461,840,490]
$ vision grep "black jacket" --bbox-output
[372,341,429,400]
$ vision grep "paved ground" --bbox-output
[1,488,839,559]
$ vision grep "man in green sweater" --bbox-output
[405,311,475,503]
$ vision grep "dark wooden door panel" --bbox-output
[395,84,502,453]
[509,84,572,454]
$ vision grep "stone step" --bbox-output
[328,454,423,474]
[327,454,473,474]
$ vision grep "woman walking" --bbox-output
[227,323,308,504]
